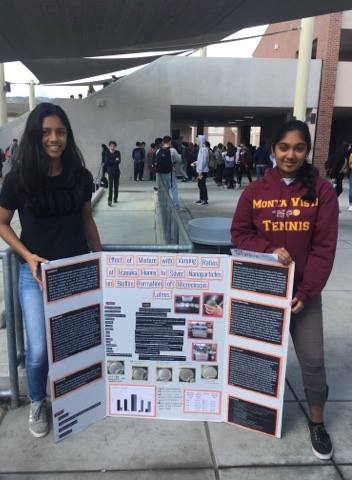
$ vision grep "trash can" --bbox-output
[187,217,232,253]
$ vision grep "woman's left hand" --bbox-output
[291,297,304,314]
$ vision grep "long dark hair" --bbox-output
[12,102,86,196]
[272,120,318,202]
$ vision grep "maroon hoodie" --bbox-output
[231,167,339,304]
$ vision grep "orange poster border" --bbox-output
[228,296,288,347]
[43,257,102,305]
[108,383,157,418]
[199,256,221,269]
[106,254,125,266]
[226,344,283,400]
[230,257,293,301]
[176,255,199,268]
[51,361,103,401]
[48,302,103,365]
[226,394,279,438]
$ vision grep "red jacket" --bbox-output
[231,167,339,304]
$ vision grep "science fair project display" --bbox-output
[41,250,294,442]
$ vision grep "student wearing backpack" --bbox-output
[155,135,182,210]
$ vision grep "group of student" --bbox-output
[325,142,352,211]
[0,138,19,178]
[0,103,340,463]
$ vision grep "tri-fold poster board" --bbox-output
[41,250,294,442]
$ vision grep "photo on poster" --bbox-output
[174,295,200,314]
[201,365,218,380]
[107,360,125,375]
[156,367,172,382]
[188,321,213,339]
[228,346,281,398]
[132,366,148,381]
[109,384,156,416]
[45,259,101,303]
[231,260,289,298]
[202,293,224,317]
[179,368,196,383]
[227,396,278,436]
[192,343,217,362]
[49,304,102,363]
[229,299,286,345]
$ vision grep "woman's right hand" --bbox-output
[273,247,293,266]
[26,253,49,286]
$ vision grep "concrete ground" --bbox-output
[0,178,351,480]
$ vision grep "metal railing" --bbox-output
[155,175,193,250]
[0,179,193,407]
[0,249,23,408]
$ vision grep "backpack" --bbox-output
[155,147,172,174]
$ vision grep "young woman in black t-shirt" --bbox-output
[0,103,102,438]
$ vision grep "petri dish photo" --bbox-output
[201,365,218,379]
[179,368,195,382]
[132,367,148,381]
[157,368,172,381]
[108,361,124,375]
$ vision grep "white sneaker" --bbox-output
[29,400,49,438]
[348,205,352,212]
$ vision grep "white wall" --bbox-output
[341,10,352,29]
[334,62,352,107]
[0,56,322,179]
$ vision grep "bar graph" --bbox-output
[110,385,155,417]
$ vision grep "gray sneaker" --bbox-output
[29,400,49,438]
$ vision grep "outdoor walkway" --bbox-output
[0,179,351,479]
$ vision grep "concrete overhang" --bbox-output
[172,106,293,126]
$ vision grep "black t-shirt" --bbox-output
[0,168,93,261]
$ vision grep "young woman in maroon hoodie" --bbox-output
[231,120,338,460]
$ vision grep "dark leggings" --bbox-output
[236,165,252,185]
[290,295,327,406]
[224,166,235,188]
[108,172,120,203]
[197,174,208,202]
[334,173,344,198]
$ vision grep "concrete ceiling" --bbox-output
[0,0,351,83]
[171,105,290,126]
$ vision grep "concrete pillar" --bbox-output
[293,17,315,121]
[0,63,8,126]
[238,126,250,145]
[200,47,207,57]
[28,80,36,111]
[196,121,204,136]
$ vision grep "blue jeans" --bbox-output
[19,263,48,402]
[158,172,181,209]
